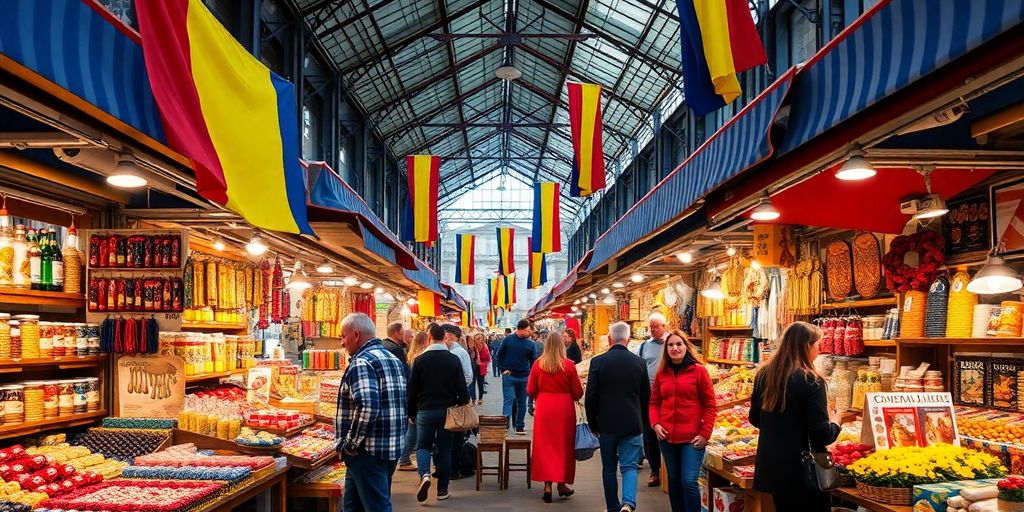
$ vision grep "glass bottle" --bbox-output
[0,203,13,286]
[27,228,41,290]
[50,232,63,293]
[40,229,52,291]
[12,225,29,289]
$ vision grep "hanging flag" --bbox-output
[487,307,495,328]
[401,155,441,244]
[527,237,548,289]
[494,275,509,309]
[567,82,607,197]
[675,0,767,116]
[454,234,475,284]
[496,227,515,275]
[417,290,441,318]
[507,274,517,309]
[135,0,312,235]
[532,183,561,253]
[461,302,474,327]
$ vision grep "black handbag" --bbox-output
[801,439,840,492]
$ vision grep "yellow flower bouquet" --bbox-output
[847,445,1006,488]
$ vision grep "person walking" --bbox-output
[489,336,502,376]
[638,312,667,487]
[474,333,490,404]
[443,325,475,480]
[750,321,841,511]
[407,324,470,502]
[466,335,481,404]
[496,320,537,434]
[563,328,583,365]
[528,333,544,416]
[528,332,584,503]
[649,330,717,512]
[335,313,408,512]
[398,331,431,472]
[381,322,409,377]
[585,321,650,512]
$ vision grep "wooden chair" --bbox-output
[476,415,507,491]
[502,438,532,490]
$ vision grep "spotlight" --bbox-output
[212,235,226,252]
[588,293,597,299]
[245,230,268,256]
[359,282,374,289]
[600,288,610,295]
[316,260,333,273]
[602,295,615,304]
[343,276,359,286]
[612,282,625,288]
[107,153,148,188]
[630,273,645,283]
[676,251,693,264]
[726,245,736,257]
[835,148,876,181]
[701,277,725,300]
[750,191,780,221]
[285,261,312,291]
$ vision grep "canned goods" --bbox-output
[1,384,24,423]
[87,337,99,356]
[42,381,59,418]
[22,382,43,422]
[83,377,99,411]
[0,313,9,359]
[72,380,87,413]
[9,320,20,359]
[51,324,65,357]
[76,330,88,357]
[38,322,53,358]
[14,315,39,359]
[57,380,74,416]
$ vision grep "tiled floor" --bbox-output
[390,373,670,511]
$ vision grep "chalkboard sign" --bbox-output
[943,194,990,260]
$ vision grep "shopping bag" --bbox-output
[575,423,600,461]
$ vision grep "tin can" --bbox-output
[41,381,59,418]
[87,337,99,357]
[51,324,65,357]
[1,384,24,423]
[76,332,89,357]
[72,380,87,413]
[83,377,99,411]
[38,322,53,358]
[57,380,74,416]
[22,382,43,423]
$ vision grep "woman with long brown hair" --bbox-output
[527,331,584,503]
[648,330,715,512]
[749,321,840,511]
[398,330,432,472]
[474,333,490,404]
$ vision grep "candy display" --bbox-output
[159,332,257,376]
[100,417,177,430]
[132,444,274,470]
[177,387,244,440]
[712,367,754,404]
[279,431,334,461]
[71,428,170,462]
[25,444,128,480]
[301,349,347,370]
[707,337,756,363]
[293,462,346,484]
[87,233,182,269]
[121,465,252,484]
[234,428,283,448]
[38,479,221,512]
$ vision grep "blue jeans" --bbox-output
[660,441,705,512]
[501,374,529,430]
[469,372,478,401]
[342,450,397,512]
[599,433,643,512]
[492,358,500,376]
[399,418,417,465]
[416,409,453,493]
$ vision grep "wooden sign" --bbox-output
[863,392,959,450]
[116,354,185,418]
[752,224,796,268]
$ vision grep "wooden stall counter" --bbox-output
[831,486,913,512]
[703,465,774,512]
[198,464,289,512]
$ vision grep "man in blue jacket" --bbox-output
[495,319,536,434]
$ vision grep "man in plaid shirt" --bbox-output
[336,313,407,512]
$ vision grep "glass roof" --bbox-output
[304,0,684,231]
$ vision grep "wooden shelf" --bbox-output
[832,486,911,512]
[706,325,753,331]
[707,357,757,366]
[182,322,248,332]
[0,410,107,440]
[863,340,896,347]
[0,288,85,307]
[185,369,247,383]
[821,297,897,310]
[897,337,1024,346]
[0,355,108,373]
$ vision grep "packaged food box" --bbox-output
[698,467,709,512]
[988,358,1023,411]
[712,487,748,512]
[955,356,989,407]
[912,478,1002,510]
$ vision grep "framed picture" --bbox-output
[991,178,1024,257]
[943,193,990,263]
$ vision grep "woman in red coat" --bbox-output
[475,333,491,404]
[649,330,717,512]
[527,331,584,503]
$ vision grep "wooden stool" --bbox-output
[502,438,532,489]
[477,415,509,491]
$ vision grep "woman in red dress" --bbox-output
[528,331,584,503]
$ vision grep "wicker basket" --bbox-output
[855,481,913,505]
[478,415,508,445]
[837,471,855,488]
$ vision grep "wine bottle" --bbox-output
[28,228,41,290]
[51,232,63,293]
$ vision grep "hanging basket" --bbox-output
[855,481,914,505]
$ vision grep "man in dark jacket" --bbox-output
[380,322,409,378]
[585,321,650,512]
[495,319,536,434]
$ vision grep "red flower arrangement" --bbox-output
[882,230,945,293]
[1000,475,1024,502]
[39,479,223,512]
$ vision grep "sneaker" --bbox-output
[437,491,451,501]
[620,504,635,512]
[416,476,431,502]
[515,429,527,436]
[398,463,416,472]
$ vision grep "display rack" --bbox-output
[184,369,248,384]
[0,410,108,441]
[0,287,86,308]
[820,297,897,310]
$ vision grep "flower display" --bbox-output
[847,445,1006,488]
[881,230,945,293]
[999,476,1024,503]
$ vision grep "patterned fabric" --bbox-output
[335,340,408,461]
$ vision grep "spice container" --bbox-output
[22,381,43,422]
[15,315,39,359]
[57,380,74,416]
[38,322,53,358]
[72,379,88,413]
[42,381,59,418]
[0,206,13,287]
[0,313,9,359]
[831,361,855,412]
[84,377,99,411]
[1,384,24,423]
[9,320,20,359]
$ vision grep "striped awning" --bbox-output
[404,260,444,296]
[443,284,468,312]
[528,250,592,316]
[586,69,796,273]
[780,0,1024,153]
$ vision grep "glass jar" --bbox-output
[57,380,74,416]
[11,225,29,289]
[1,384,24,423]
[38,322,53,358]
[22,381,43,422]
[0,313,9,359]
[0,206,13,287]
[71,380,87,413]
[9,320,20,359]
[41,381,59,418]
[83,377,99,411]
[15,315,39,359]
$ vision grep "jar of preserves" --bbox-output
[83,377,99,411]
[0,313,9,359]
[38,322,53,358]
[1,384,24,423]
[15,315,39,359]
[11,225,29,289]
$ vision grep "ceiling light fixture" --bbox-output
[602,295,615,304]
[967,255,1023,295]
[495,56,521,81]
[245,230,268,256]
[600,288,610,295]
[676,251,693,264]
[211,233,226,252]
[407,298,418,305]
[316,260,333,274]
[359,282,374,289]
[342,276,359,287]
[630,273,645,283]
[107,153,148,189]
[751,260,762,270]
[285,261,312,291]
[903,167,948,220]
[588,293,597,299]
[726,245,736,257]
[571,306,579,312]
[750,191,781,221]
[835,148,877,181]
[375,287,384,294]
[612,282,624,288]
[701,277,725,300]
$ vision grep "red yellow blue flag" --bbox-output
[461,302,474,327]
[488,276,499,307]
[136,0,312,234]
[532,183,561,253]
[527,237,547,289]
[567,82,606,197]
[675,0,767,115]
[402,155,440,244]
[417,290,441,318]
[454,234,475,285]
[496,227,515,275]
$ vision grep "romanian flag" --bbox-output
[532,183,561,253]
[486,307,495,328]
[527,237,547,289]
[567,82,607,197]
[417,290,441,318]
[402,155,440,244]
[507,274,517,309]
[488,277,497,307]
[675,0,767,116]
[496,227,515,275]
[135,0,312,235]
[494,275,508,309]
[461,302,474,327]
[454,234,475,285]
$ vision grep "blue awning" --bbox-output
[444,285,468,311]
[586,70,796,272]
[528,250,591,316]
[780,0,1024,154]
[404,260,444,296]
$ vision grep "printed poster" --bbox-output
[865,392,959,450]
[247,367,272,404]
[117,354,185,418]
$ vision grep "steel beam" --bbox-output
[313,0,400,37]
[429,32,597,41]
[380,77,502,139]
[403,103,504,154]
